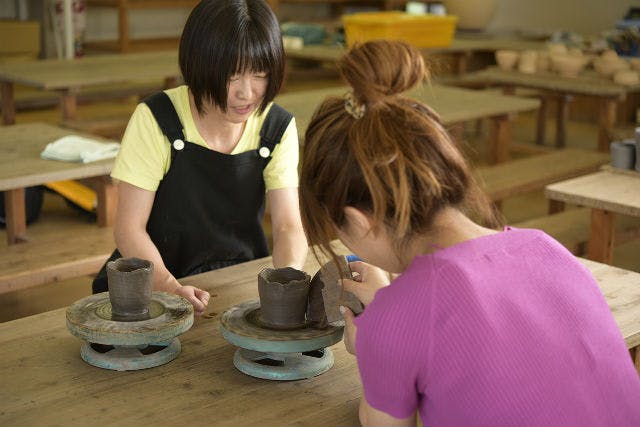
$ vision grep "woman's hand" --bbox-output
[175,285,210,316]
[340,305,357,355]
[342,261,391,306]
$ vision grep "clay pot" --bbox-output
[547,43,568,57]
[518,50,538,74]
[444,0,497,31]
[551,54,588,78]
[593,57,630,78]
[107,257,154,322]
[495,49,519,71]
[613,70,639,86]
[610,140,636,170]
[258,267,311,329]
[536,51,551,72]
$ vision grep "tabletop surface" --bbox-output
[460,66,640,97]
[276,83,540,138]
[545,169,640,217]
[1,252,639,427]
[0,51,180,90]
[0,122,115,191]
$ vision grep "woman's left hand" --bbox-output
[340,305,357,355]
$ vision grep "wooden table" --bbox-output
[0,50,181,125]
[456,67,640,152]
[0,123,116,245]
[0,252,639,426]
[545,168,640,264]
[276,83,540,163]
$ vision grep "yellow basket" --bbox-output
[342,12,458,48]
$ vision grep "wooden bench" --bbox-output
[475,148,610,206]
[0,226,114,294]
[513,208,640,255]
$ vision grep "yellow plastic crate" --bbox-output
[342,12,458,48]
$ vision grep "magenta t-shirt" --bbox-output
[354,227,640,426]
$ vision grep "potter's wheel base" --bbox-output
[80,338,181,371]
[233,347,334,380]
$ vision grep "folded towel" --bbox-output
[41,135,120,163]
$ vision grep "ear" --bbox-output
[343,206,375,238]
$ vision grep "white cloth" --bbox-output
[41,135,120,163]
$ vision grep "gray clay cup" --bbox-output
[107,257,154,321]
[258,267,311,329]
[610,140,636,170]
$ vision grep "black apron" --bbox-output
[92,92,293,293]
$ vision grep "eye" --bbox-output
[253,73,268,79]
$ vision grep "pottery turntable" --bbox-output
[66,258,194,371]
[220,256,363,381]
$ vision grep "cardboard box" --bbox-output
[0,20,41,58]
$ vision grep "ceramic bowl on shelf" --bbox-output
[551,54,589,78]
[613,70,639,86]
[593,57,630,77]
[495,49,519,71]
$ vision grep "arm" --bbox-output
[359,398,416,427]
[114,181,210,315]
[267,187,308,270]
[341,307,417,427]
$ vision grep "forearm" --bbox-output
[271,225,308,270]
[114,228,180,294]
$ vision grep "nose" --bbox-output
[233,76,253,100]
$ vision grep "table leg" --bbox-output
[60,90,78,121]
[598,97,618,153]
[488,114,511,164]
[1,81,16,125]
[4,189,27,245]
[536,95,549,146]
[94,176,118,227]
[587,209,615,264]
[555,94,572,149]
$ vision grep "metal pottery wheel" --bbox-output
[66,292,193,371]
[220,300,343,381]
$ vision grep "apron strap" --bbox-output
[259,103,293,164]
[143,92,185,162]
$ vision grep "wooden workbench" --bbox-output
[0,252,639,426]
[0,123,116,245]
[276,83,540,163]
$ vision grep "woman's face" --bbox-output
[222,71,268,122]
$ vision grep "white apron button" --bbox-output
[173,139,185,150]
[258,146,270,158]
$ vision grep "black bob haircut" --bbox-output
[179,0,285,115]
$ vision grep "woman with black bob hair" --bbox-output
[92,0,307,316]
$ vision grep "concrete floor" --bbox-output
[1,68,639,323]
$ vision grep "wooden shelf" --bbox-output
[85,0,199,52]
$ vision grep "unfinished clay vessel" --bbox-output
[552,54,588,78]
[107,257,154,322]
[258,267,311,329]
[495,50,519,71]
[518,50,538,74]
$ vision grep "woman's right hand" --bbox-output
[175,285,210,316]
[342,261,391,306]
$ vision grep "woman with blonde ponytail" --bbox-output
[299,40,640,426]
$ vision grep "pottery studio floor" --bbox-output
[1,67,639,323]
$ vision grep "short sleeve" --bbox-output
[354,294,420,419]
[263,118,299,191]
[110,103,171,191]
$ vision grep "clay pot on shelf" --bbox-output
[258,267,311,329]
[536,51,551,72]
[107,257,154,322]
[518,50,538,74]
[551,54,588,78]
[495,49,519,71]
[444,0,497,31]
[613,70,640,86]
[593,57,630,78]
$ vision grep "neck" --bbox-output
[398,207,497,269]
[189,91,245,153]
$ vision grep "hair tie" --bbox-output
[344,92,366,120]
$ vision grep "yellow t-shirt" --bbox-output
[111,85,299,192]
